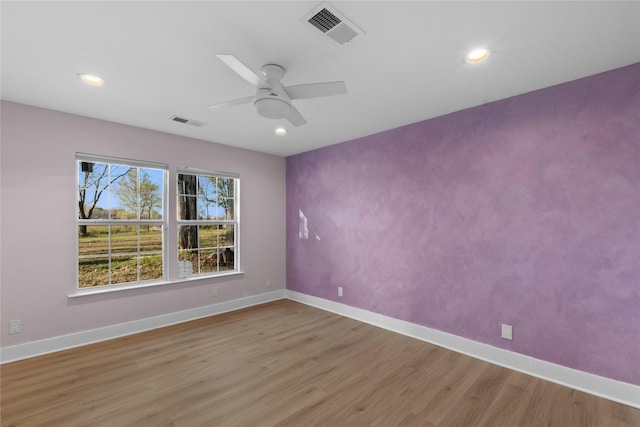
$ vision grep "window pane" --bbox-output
[78,162,108,190]
[178,250,198,275]
[212,205,226,220]
[140,254,163,281]
[111,225,138,253]
[199,225,217,249]
[78,256,110,288]
[219,224,234,247]
[198,176,218,200]
[78,162,110,219]
[78,225,109,256]
[219,248,234,271]
[143,168,164,186]
[111,165,133,186]
[178,195,198,220]
[177,174,197,196]
[109,190,126,219]
[111,255,138,284]
[199,249,217,273]
[78,189,109,219]
[220,198,234,220]
[178,226,198,250]
[140,168,163,220]
[140,193,161,220]
[178,250,197,263]
[111,167,137,218]
[140,226,163,252]
[218,177,234,198]
[198,196,216,220]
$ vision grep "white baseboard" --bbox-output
[0,290,285,364]
[2,288,637,409]
[285,290,640,409]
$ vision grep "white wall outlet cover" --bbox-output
[9,320,22,334]
[501,324,513,340]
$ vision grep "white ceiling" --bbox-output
[2,1,639,157]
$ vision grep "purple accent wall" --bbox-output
[286,63,640,385]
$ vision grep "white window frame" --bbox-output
[176,167,240,278]
[76,153,168,289]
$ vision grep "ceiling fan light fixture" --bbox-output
[275,127,288,136]
[254,98,291,120]
[465,48,490,64]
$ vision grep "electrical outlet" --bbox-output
[338,286,343,297]
[9,320,22,335]
[211,286,219,297]
[265,279,271,287]
[501,324,513,340]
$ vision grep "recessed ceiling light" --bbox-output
[78,73,106,86]
[275,127,288,136]
[465,48,490,64]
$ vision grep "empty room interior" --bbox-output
[1,1,639,425]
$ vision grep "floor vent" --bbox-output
[170,116,206,127]
[303,2,363,45]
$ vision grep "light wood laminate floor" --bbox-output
[1,299,639,426]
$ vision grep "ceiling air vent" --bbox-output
[308,8,341,33]
[303,2,364,45]
[170,116,206,127]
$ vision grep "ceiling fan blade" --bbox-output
[216,54,266,88]
[285,81,347,100]
[286,106,307,127]
[207,96,253,109]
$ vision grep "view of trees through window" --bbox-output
[77,159,165,288]
[177,172,237,276]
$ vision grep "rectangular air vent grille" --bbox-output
[170,116,206,127]
[302,2,364,45]
[308,8,341,33]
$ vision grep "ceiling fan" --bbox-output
[208,54,347,127]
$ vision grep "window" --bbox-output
[77,155,167,288]
[177,169,238,277]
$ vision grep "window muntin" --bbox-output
[177,171,238,277]
[77,156,167,288]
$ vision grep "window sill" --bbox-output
[68,271,245,299]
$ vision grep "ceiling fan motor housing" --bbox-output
[254,87,292,119]
[261,64,286,81]
[212,54,346,126]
